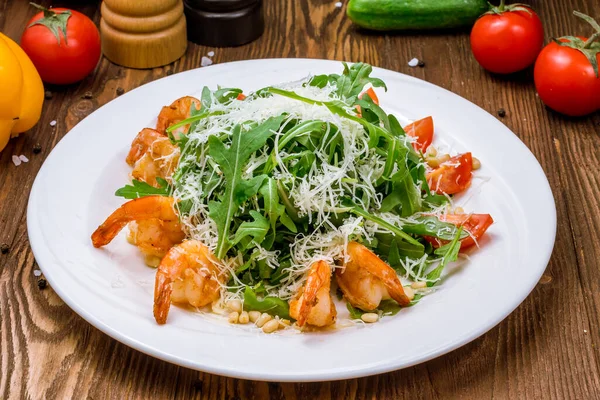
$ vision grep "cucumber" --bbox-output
[347,0,490,31]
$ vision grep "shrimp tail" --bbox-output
[347,242,411,306]
[153,268,172,324]
[91,196,178,248]
[296,260,329,327]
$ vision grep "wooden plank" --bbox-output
[1,0,599,398]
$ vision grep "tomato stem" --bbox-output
[574,11,600,49]
[584,33,600,49]
[498,0,505,11]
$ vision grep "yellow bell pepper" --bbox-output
[0,32,44,152]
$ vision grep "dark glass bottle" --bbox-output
[184,0,264,47]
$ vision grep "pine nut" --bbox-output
[426,157,440,168]
[361,313,379,323]
[411,281,427,289]
[248,310,261,323]
[454,206,464,214]
[238,311,249,324]
[255,313,272,328]
[472,157,481,170]
[226,299,242,313]
[426,147,437,157]
[404,286,415,301]
[228,311,239,324]
[262,319,280,333]
[279,319,291,327]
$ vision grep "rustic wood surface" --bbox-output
[1,0,599,398]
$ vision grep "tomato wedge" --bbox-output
[404,116,433,152]
[426,214,494,249]
[427,152,473,195]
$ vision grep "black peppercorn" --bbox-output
[498,108,506,118]
[116,87,125,96]
[82,91,93,99]
[417,60,426,68]
[0,243,9,254]
[33,144,42,154]
[38,279,47,289]
[192,379,203,391]
[44,90,53,100]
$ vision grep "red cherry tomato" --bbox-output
[426,153,473,195]
[426,214,494,249]
[404,116,433,153]
[237,93,247,100]
[20,5,101,85]
[533,12,600,117]
[470,3,544,74]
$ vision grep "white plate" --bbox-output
[27,59,556,382]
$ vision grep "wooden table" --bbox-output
[2,0,599,398]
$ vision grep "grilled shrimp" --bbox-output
[126,128,179,188]
[127,219,186,266]
[156,96,201,135]
[154,240,224,324]
[126,128,165,166]
[91,196,184,261]
[289,260,337,327]
[336,242,411,311]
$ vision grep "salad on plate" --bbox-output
[91,62,493,333]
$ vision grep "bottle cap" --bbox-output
[184,0,264,47]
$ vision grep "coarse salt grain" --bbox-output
[408,58,419,67]
[12,155,22,166]
[19,155,29,163]
[50,120,57,127]
[34,269,42,277]
[207,51,215,57]
[335,1,342,7]
[201,56,213,67]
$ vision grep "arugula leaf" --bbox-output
[355,96,390,131]
[307,74,331,88]
[231,210,270,247]
[380,167,422,217]
[115,178,170,199]
[410,164,449,208]
[243,286,290,319]
[402,216,469,241]
[426,226,463,287]
[213,87,243,104]
[375,233,425,264]
[259,178,280,232]
[388,115,406,136]
[208,116,284,259]
[334,62,387,100]
[346,302,364,319]
[201,86,212,109]
[267,87,420,165]
[279,211,298,233]
[346,298,416,320]
[347,202,423,248]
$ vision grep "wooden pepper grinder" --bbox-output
[184,0,264,47]
[100,0,188,69]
